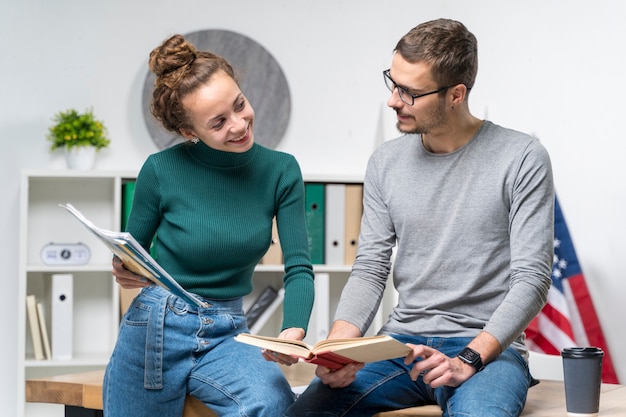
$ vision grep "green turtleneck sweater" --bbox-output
[127,142,315,332]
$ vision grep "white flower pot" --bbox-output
[65,146,96,170]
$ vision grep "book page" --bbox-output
[311,335,392,351]
[312,336,412,364]
[234,333,412,365]
[234,333,313,358]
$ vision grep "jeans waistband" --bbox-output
[142,285,244,314]
[140,285,244,389]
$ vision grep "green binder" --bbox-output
[121,181,136,232]
[305,183,325,264]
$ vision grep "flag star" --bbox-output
[558,259,568,270]
[554,238,561,249]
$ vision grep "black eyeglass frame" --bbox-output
[383,69,453,106]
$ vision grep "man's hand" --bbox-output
[315,362,364,388]
[405,332,501,387]
[262,327,305,366]
[314,319,365,388]
[112,256,150,289]
[404,344,475,388]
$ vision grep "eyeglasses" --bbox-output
[383,69,451,106]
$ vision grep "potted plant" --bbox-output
[47,108,110,169]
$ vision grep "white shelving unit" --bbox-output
[17,170,368,417]
[17,170,138,417]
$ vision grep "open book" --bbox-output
[234,333,412,369]
[60,203,208,308]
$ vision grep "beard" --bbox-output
[396,97,447,135]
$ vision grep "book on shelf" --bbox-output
[245,285,279,328]
[36,300,52,360]
[60,203,209,309]
[247,288,284,334]
[25,295,45,360]
[234,333,412,369]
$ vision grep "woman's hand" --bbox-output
[112,256,151,289]
[262,327,305,366]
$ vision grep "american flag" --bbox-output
[525,196,619,384]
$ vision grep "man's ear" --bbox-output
[450,84,469,105]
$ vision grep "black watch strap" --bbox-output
[457,347,485,372]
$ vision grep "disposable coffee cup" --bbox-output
[561,347,603,417]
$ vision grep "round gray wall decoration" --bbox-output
[142,29,291,150]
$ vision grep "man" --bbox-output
[285,18,554,417]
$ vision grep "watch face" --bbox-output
[459,348,479,362]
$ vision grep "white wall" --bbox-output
[2,0,625,414]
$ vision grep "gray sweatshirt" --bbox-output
[335,121,554,357]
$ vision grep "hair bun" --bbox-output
[149,34,197,80]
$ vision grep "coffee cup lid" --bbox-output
[561,347,604,358]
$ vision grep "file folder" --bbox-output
[121,180,136,232]
[49,273,74,360]
[305,183,325,264]
[325,184,346,265]
[344,184,363,264]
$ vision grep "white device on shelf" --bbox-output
[40,242,90,265]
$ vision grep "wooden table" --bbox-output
[375,380,626,417]
[25,364,316,417]
[522,379,625,416]
[26,370,105,417]
[26,369,626,417]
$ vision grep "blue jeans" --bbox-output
[285,335,532,417]
[103,286,294,417]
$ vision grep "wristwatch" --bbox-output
[457,347,485,372]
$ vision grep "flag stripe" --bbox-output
[544,284,571,320]
[526,330,559,355]
[566,274,618,382]
[536,313,576,350]
[525,196,619,384]
[562,277,589,346]
[541,293,575,339]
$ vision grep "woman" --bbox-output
[103,34,315,417]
